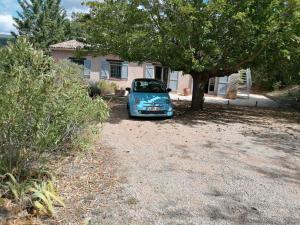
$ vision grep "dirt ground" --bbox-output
[47,98,300,225]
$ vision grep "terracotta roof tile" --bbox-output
[50,40,84,50]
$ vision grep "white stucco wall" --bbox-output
[177,73,192,95]
[51,49,192,91]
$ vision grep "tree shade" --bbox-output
[84,0,299,110]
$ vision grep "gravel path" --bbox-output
[52,99,300,225]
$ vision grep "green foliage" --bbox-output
[12,0,80,50]
[0,37,109,178]
[89,82,102,98]
[252,0,300,90]
[1,173,28,203]
[97,80,118,95]
[273,81,284,90]
[1,173,64,216]
[84,0,299,109]
[66,12,88,41]
[89,80,118,97]
[28,179,65,215]
[85,0,297,73]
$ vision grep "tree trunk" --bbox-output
[191,73,208,110]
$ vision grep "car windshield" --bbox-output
[133,80,167,93]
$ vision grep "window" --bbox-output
[133,79,167,93]
[69,57,85,65]
[109,61,122,78]
[69,57,91,78]
[155,66,162,80]
[169,71,179,91]
[83,59,91,77]
[209,78,215,92]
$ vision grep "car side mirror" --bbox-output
[126,87,131,92]
[167,88,172,92]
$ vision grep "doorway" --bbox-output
[155,67,162,80]
[155,66,169,84]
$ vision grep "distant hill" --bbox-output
[0,34,14,47]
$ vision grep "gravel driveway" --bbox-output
[53,98,300,225]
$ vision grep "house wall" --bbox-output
[51,49,192,92]
[177,73,192,94]
[104,62,146,89]
[51,49,74,61]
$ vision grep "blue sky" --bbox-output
[0,0,88,34]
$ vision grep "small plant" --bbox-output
[98,80,118,95]
[1,173,28,203]
[273,81,283,90]
[1,173,64,216]
[88,80,118,97]
[28,180,65,215]
[89,82,102,98]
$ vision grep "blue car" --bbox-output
[126,79,173,118]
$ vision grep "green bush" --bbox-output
[272,81,284,90]
[98,80,118,95]
[88,82,102,98]
[0,37,109,178]
[88,80,118,97]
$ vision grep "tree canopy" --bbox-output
[84,0,299,109]
[252,4,300,89]
[12,0,80,50]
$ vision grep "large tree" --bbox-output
[12,0,71,50]
[84,0,299,110]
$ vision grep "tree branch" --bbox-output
[207,42,268,78]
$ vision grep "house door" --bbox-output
[145,64,154,78]
[155,67,169,82]
[163,68,169,83]
[155,66,162,80]
[208,78,216,95]
[169,71,179,91]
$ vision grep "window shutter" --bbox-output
[170,71,179,80]
[84,59,91,77]
[168,71,179,91]
[217,76,228,96]
[246,68,252,88]
[121,61,128,79]
[100,59,109,79]
[145,64,154,78]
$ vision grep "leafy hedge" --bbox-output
[0,37,109,179]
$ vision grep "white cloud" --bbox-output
[62,0,89,18]
[0,14,16,34]
[0,0,90,34]
[66,7,89,19]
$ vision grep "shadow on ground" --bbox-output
[105,96,300,127]
[204,190,299,225]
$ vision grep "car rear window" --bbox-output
[133,80,167,93]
